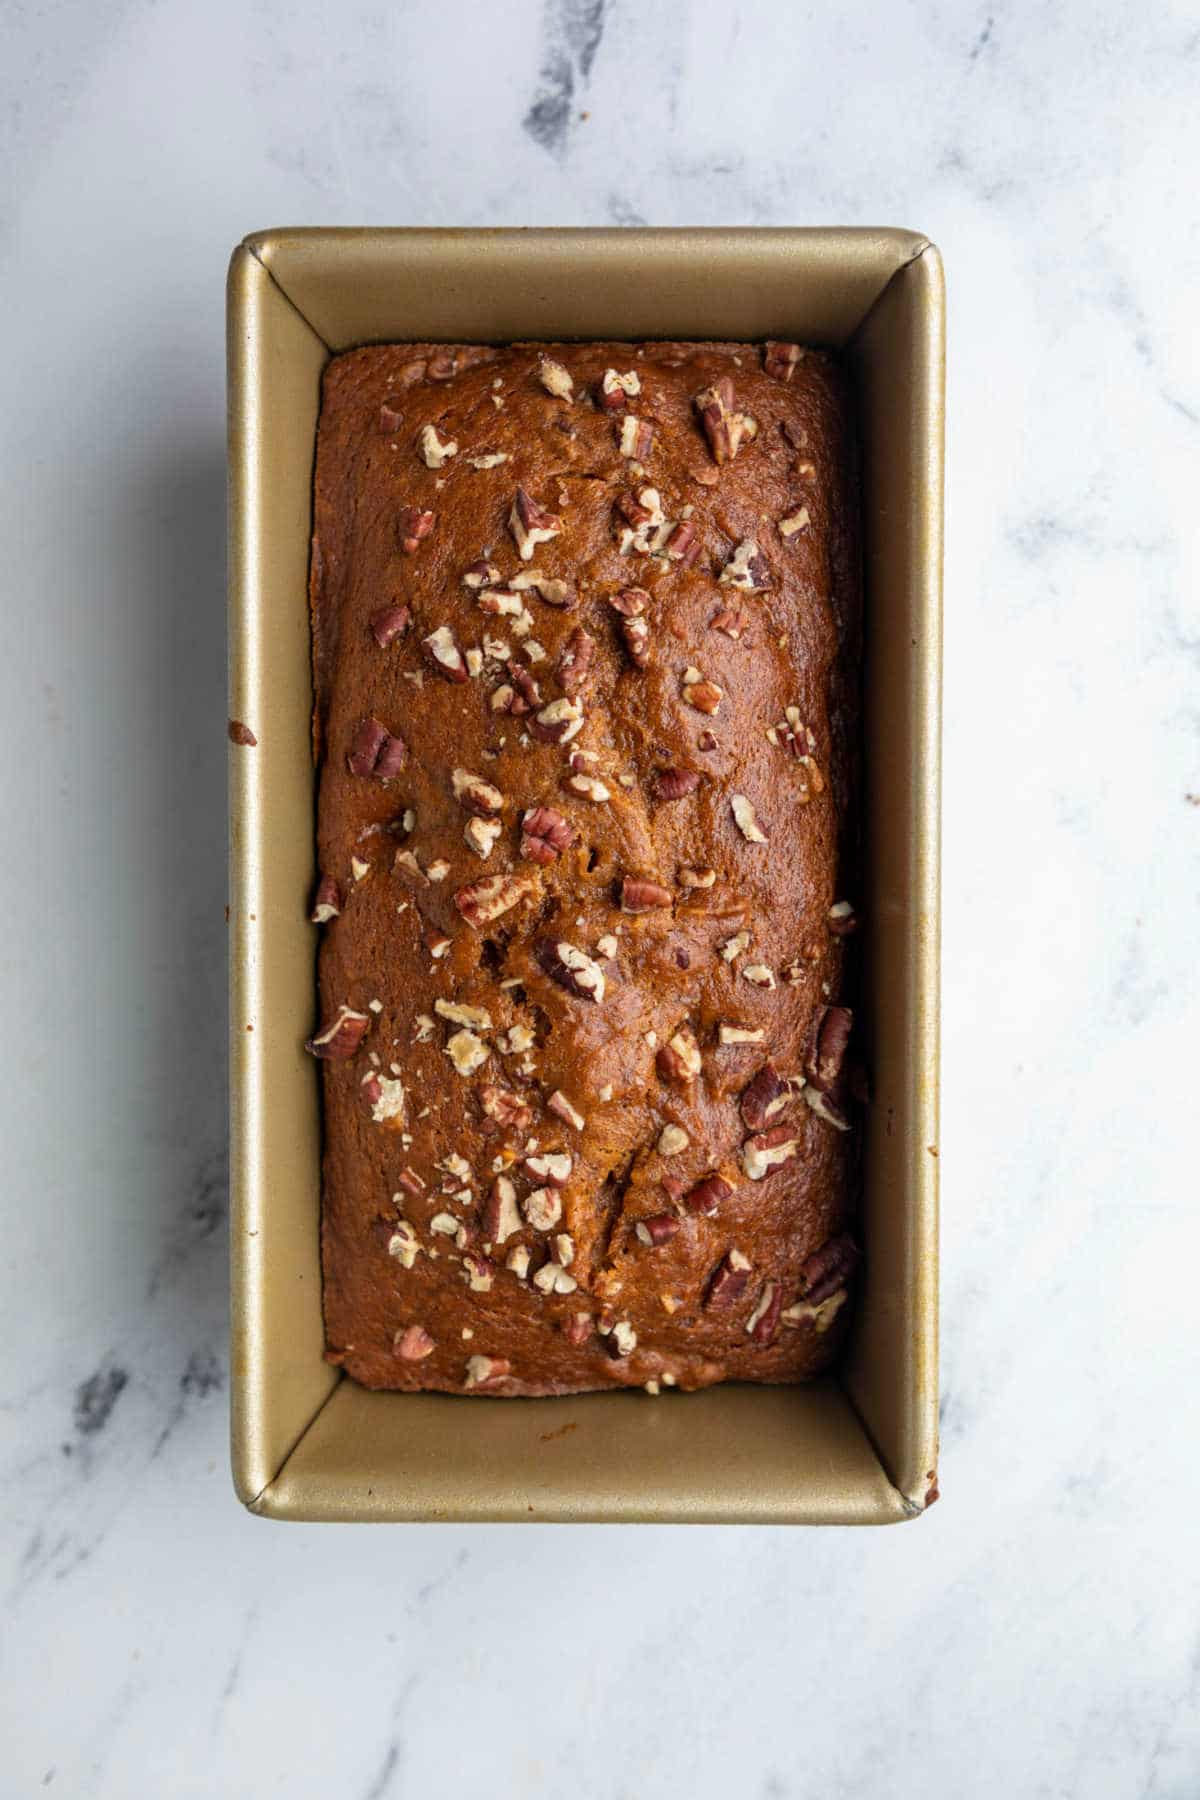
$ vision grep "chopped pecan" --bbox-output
[805,1005,853,1093]
[378,397,406,433]
[394,1324,435,1360]
[620,615,651,668]
[778,506,810,539]
[665,520,699,564]
[524,1150,572,1185]
[710,608,748,642]
[548,1090,586,1131]
[742,963,776,989]
[682,670,723,714]
[451,768,504,815]
[608,587,650,617]
[468,451,509,469]
[707,1247,752,1305]
[797,1233,859,1304]
[730,793,768,843]
[528,696,584,744]
[418,423,457,467]
[395,1168,426,1199]
[746,1278,783,1344]
[387,1220,420,1267]
[685,1174,734,1217]
[740,1061,790,1130]
[370,605,411,647]
[309,874,341,924]
[620,877,673,914]
[562,1312,594,1345]
[477,589,524,620]
[504,661,541,714]
[347,717,407,780]
[533,1260,578,1295]
[445,1028,489,1076]
[804,1086,851,1131]
[656,1124,689,1155]
[537,355,575,401]
[421,625,468,683]
[509,487,562,560]
[463,816,502,857]
[462,560,501,591]
[719,1024,765,1046]
[636,1214,680,1246]
[678,865,716,889]
[536,938,606,1003]
[510,569,575,607]
[461,1252,496,1292]
[464,1354,511,1388]
[598,367,640,410]
[619,415,654,459]
[363,1072,405,1124]
[557,627,595,694]
[763,340,804,381]
[506,1244,532,1279]
[228,719,257,746]
[657,1027,702,1084]
[481,1174,521,1243]
[741,1125,800,1180]
[397,505,435,553]
[563,772,610,802]
[693,377,757,464]
[453,872,537,927]
[607,1321,638,1357]
[782,1289,848,1333]
[654,767,701,802]
[305,1004,370,1060]
[719,540,771,591]
[524,1186,563,1232]
[479,1088,532,1134]
[828,901,858,936]
[520,806,575,863]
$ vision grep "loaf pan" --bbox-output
[227,227,943,1523]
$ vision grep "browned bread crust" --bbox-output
[309,339,861,1396]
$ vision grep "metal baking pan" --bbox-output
[227,227,943,1523]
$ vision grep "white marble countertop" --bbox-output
[3,1,1198,1793]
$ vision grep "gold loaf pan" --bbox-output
[227,228,943,1524]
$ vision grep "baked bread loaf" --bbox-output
[308,338,861,1396]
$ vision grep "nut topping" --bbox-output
[731,794,769,843]
[620,877,673,914]
[653,767,701,802]
[520,807,575,863]
[742,963,776,989]
[378,397,406,433]
[599,368,641,410]
[395,1324,436,1361]
[304,1004,370,1060]
[719,540,771,592]
[479,1087,532,1132]
[461,1252,496,1292]
[434,998,493,1030]
[509,487,562,560]
[741,1125,800,1181]
[763,340,804,381]
[387,1221,420,1268]
[619,415,654,459]
[720,929,750,963]
[506,1244,532,1279]
[804,1086,851,1131]
[364,1072,406,1124]
[563,1312,593,1344]
[451,768,505,815]
[656,1124,689,1156]
[464,1354,510,1388]
[665,519,699,564]
[536,938,607,1003]
[462,560,501,591]
[309,875,342,924]
[693,377,757,464]
[504,661,542,713]
[608,587,650,616]
[453,871,537,927]
[679,866,716,889]
[422,624,469,683]
[828,900,858,936]
[467,452,509,469]
[684,1173,734,1216]
[557,627,595,694]
[445,1028,490,1076]
[347,717,407,780]
[636,1213,680,1246]
[740,1061,790,1129]
[805,1005,853,1093]
[619,614,650,668]
[706,1247,752,1304]
[548,1090,586,1131]
[464,816,502,858]
[397,505,435,553]
[719,1023,765,1045]
[524,1150,572,1185]
[483,1175,522,1246]
[418,423,458,467]
[528,696,584,745]
[710,606,749,640]
[682,672,723,714]
[746,1278,783,1344]
[524,1186,563,1232]
[537,356,575,401]
[563,773,611,802]
[608,1321,638,1357]
[797,1233,859,1303]
[533,1261,578,1295]
[778,506,811,539]
[370,605,411,647]
[657,1027,702,1084]
[509,569,575,607]
[782,1289,848,1332]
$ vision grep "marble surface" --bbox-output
[3,0,1199,1793]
